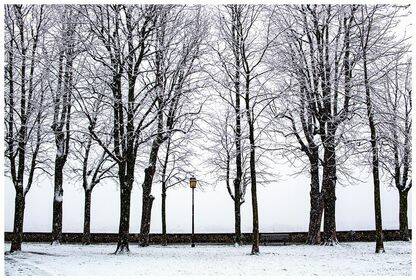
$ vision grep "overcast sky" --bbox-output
[4,165,412,233]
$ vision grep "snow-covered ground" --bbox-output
[4,241,411,276]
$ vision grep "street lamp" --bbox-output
[190,176,197,247]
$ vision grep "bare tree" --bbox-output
[351,4,410,251]
[378,58,412,241]
[207,5,249,245]
[79,4,158,254]
[209,4,277,254]
[69,83,117,244]
[268,83,324,245]
[267,7,325,243]
[204,107,256,245]
[4,4,49,252]
[270,5,358,245]
[139,5,207,247]
[48,5,80,245]
[356,5,384,253]
[158,133,196,246]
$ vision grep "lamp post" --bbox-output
[189,176,197,247]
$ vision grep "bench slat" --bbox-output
[260,233,289,245]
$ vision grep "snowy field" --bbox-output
[4,241,411,276]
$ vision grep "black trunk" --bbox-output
[52,156,65,244]
[371,147,384,252]
[233,184,242,245]
[370,142,384,252]
[140,189,155,247]
[232,5,243,246]
[10,190,25,252]
[249,137,259,255]
[322,140,338,245]
[115,180,132,254]
[139,137,161,247]
[307,150,323,245]
[82,188,92,245]
[161,183,167,246]
[244,77,259,255]
[399,190,410,241]
[363,49,385,253]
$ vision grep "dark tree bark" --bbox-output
[161,182,167,246]
[244,76,259,255]
[51,66,72,244]
[399,190,410,241]
[364,58,385,253]
[306,147,323,244]
[139,120,162,247]
[140,183,155,247]
[248,125,259,255]
[11,190,25,252]
[233,189,242,245]
[361,7,384,253]
[139,96,163,246]
[319,11,339,245]
[321,137,338,245]
[139,9,166,246]
[115,172,132,254]
[231,5,243,245]
[285,116,323,245]
[82,189,92,245]
[52,157,65,244]
[160,133,172,247]
[140,166,156,247]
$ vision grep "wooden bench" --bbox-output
[260,233,289,245]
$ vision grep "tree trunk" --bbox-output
[139,138,161,247]
[233,186,242,245]
[371,144,384,253]
[399,190,410,241]
[244,77,259,255]
[138,12,165,247]
[160,135,172,247]
[322,139,338,245]
[249,129,259,255]
[140,189,155,247]
[232,5,243,246]
[363,50,385,253]
[307,150,323,245]
[161,182,167,246]
[82,188,92,245]
[51,156,65,244]
[115,178,132,254]
[10,190,25,252]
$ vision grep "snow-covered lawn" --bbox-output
[4,241,411,276]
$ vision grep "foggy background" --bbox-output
[4,166,412,233]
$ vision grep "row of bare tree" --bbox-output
[4,4,411,255]
[205,4,411,254]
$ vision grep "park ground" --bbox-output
[4,241,411,276]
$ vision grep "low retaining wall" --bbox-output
[4,229,411,244]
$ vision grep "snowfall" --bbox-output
[3,241,412,276]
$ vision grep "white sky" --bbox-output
[4,169,412,233]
